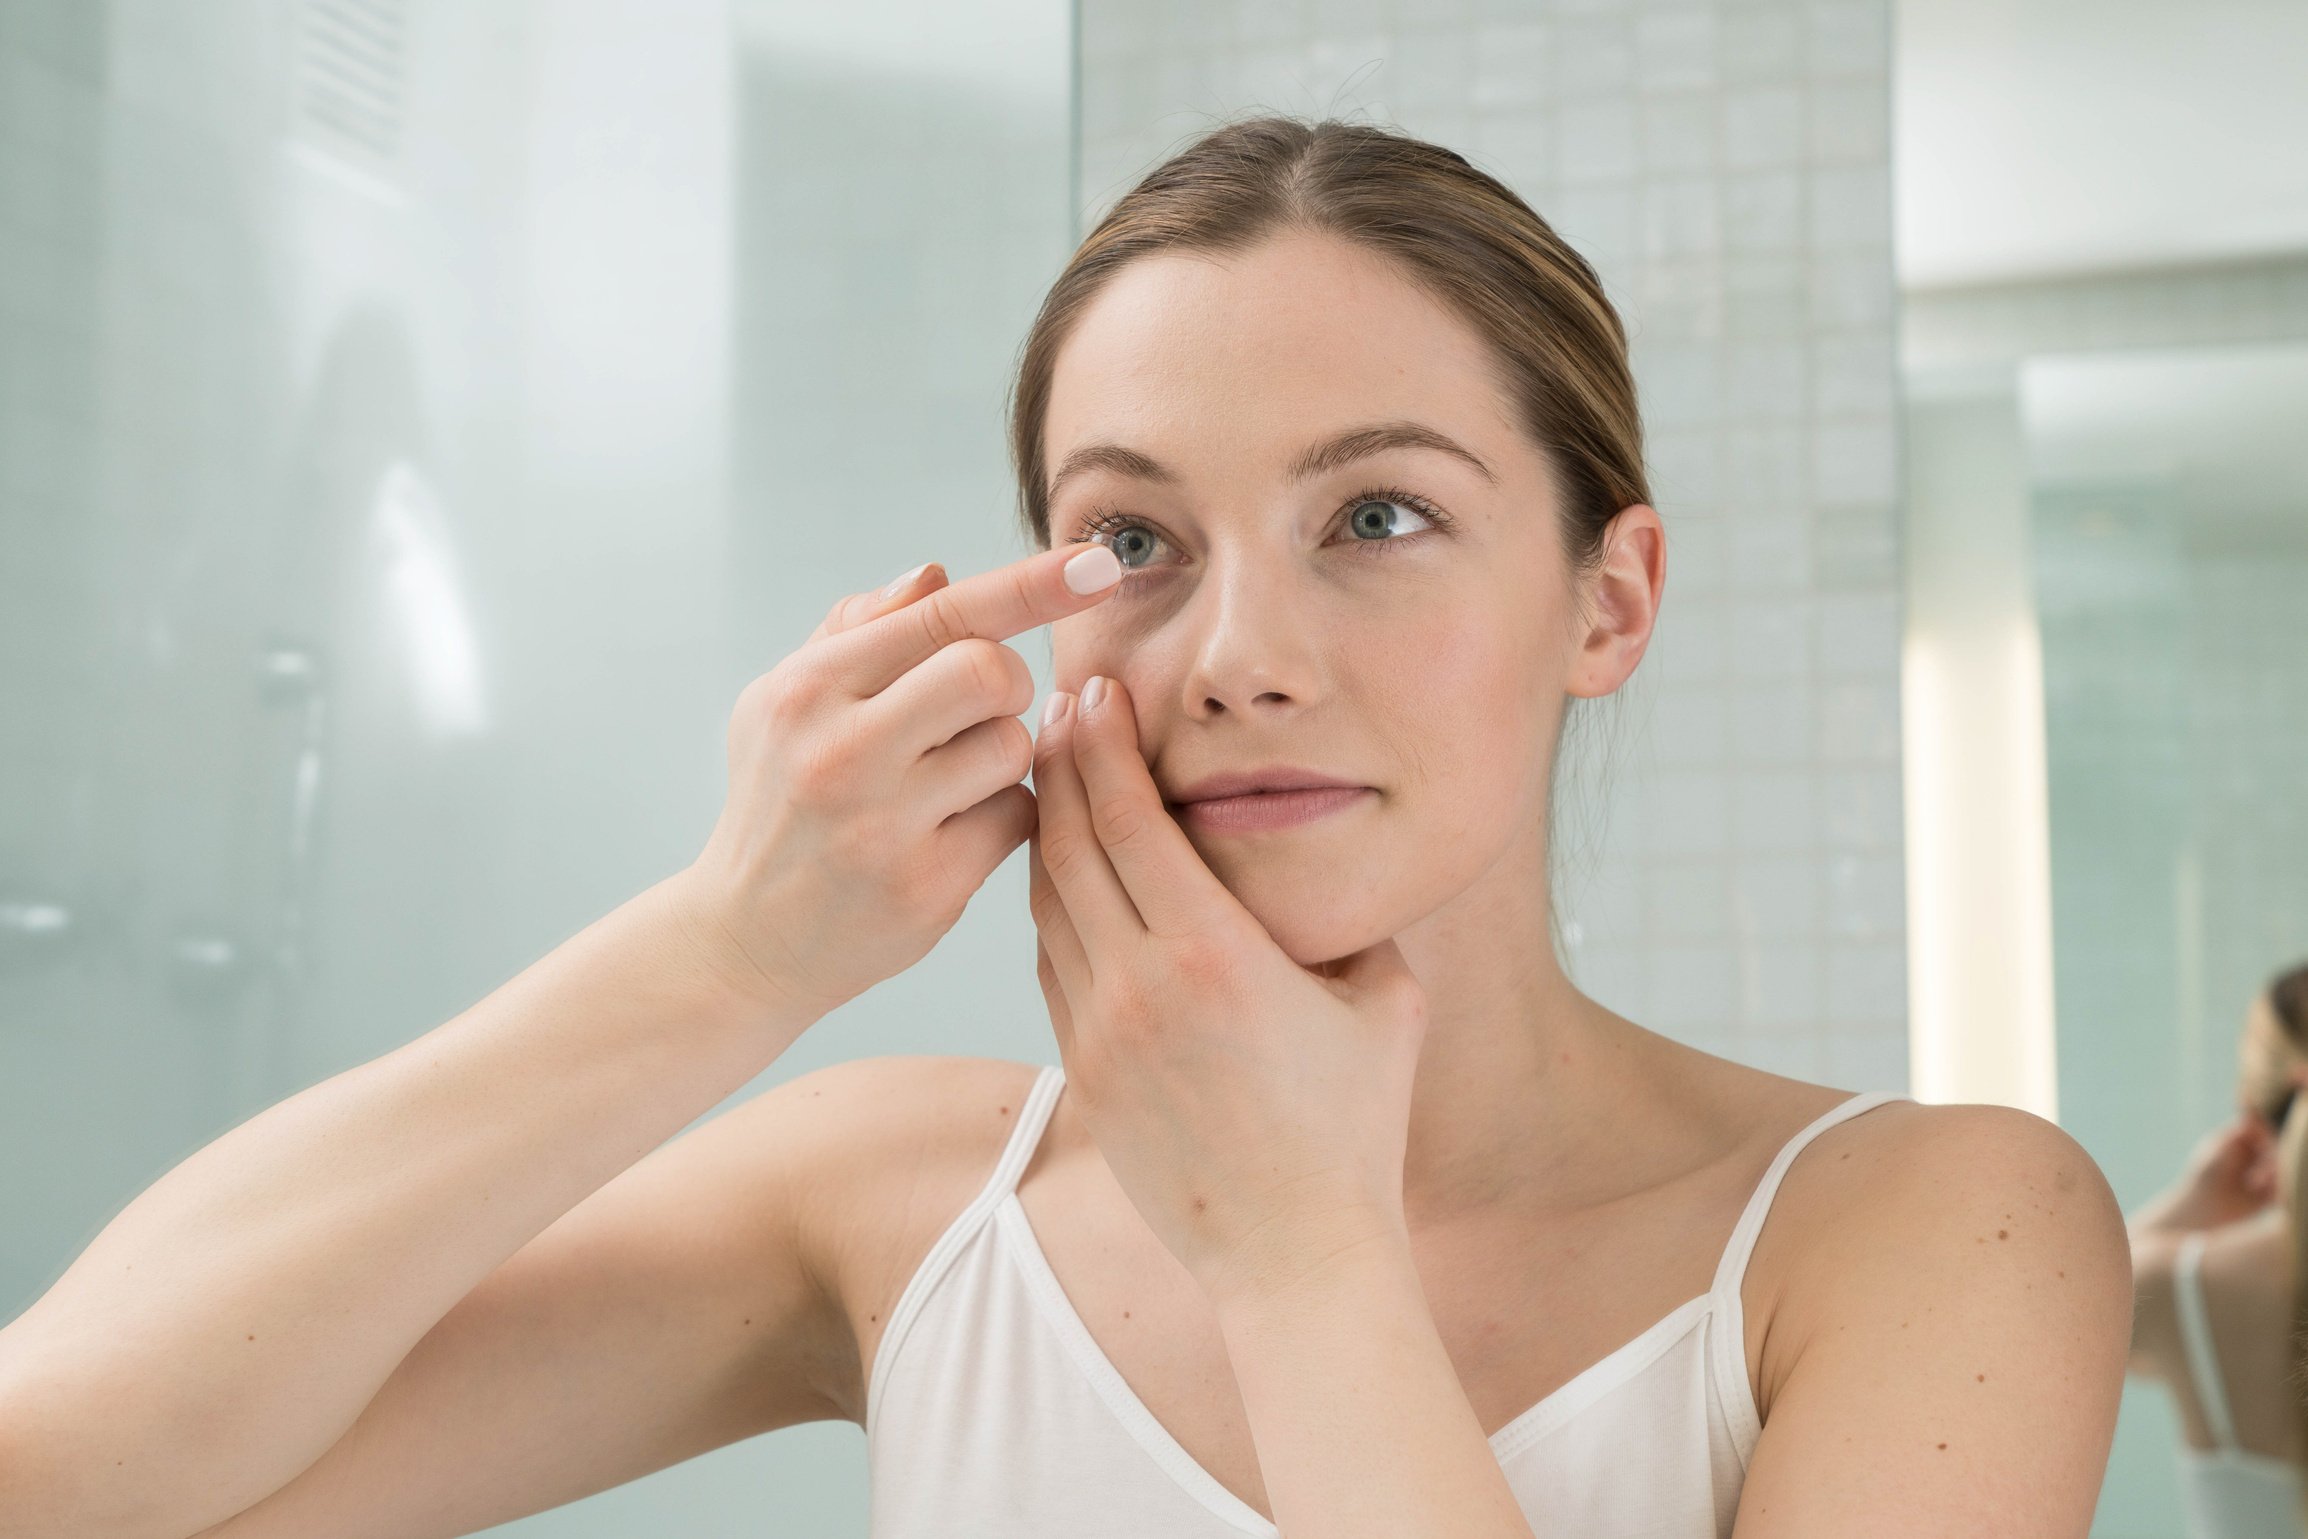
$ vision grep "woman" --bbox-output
[0,116,2130,1539]
[2130,963,2308,1536]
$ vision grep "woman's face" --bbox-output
[1039,227,1655,963]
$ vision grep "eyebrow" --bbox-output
[1045,419,1499,504]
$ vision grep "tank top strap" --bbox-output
[863,1061,1067,1443]
[973,1060,1067,1208]
[2174,1231,2243,1451]
[1708,1089,1910,1302]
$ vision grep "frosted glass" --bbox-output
[0,0,1070,1533]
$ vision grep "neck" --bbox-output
[1390,820,1674,1232]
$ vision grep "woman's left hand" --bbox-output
[1026,674,1429,1308]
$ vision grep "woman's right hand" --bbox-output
[671,541,1125,1022]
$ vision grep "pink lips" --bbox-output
[1176,785,1373,833]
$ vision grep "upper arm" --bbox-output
[186,1054,939,1539]
[2125,1223,2179,1379]
[1730,1103,2134,1539]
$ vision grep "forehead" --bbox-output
[1043,230,1523,483]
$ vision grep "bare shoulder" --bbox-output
[761,1053,1049,1424]
[1725,1100,2135,1531]
[1757,1098,2133,1417]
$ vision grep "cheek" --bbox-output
[1194,619,1544,959]
[1342,625,1544,895]
[1370,611,1542,775]
[1047,608,1150,693]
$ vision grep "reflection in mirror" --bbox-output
[1898,2,2308,1530]
[1905,316,2308,1539]
[2031,341,2308,1535]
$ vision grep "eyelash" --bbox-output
[1065,484,1458,570]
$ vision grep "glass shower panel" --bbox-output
[0,1,1071,1533]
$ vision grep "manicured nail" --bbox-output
[1082,675,1107,713]
[1041,691,1066,728]
[1064,544,1122,594]
[880,561,930,599]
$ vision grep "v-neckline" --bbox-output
[994,1188,1720,1536]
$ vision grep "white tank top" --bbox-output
[2171,1229,2306,1538]
[866,1062,1908,1537]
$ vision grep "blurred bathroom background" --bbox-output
[0,0,2301,1533]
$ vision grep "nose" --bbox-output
[1170,555,1330,720]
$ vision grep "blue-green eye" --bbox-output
[1344,496,1437,546]
[1069,485,1452,572]
[1092,519,1163,570]
[1067,510,1166,570]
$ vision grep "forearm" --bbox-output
[2126,1181,2221,1238]
[1211,1228,1533,1539]
[0,870,818,1539]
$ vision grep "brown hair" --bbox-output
[1003,113,1650,588]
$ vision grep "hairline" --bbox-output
[1044,418,1502,509]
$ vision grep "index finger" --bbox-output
[824,541,1124,699]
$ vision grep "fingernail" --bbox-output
[1082,675,1107,713]
[1042,691,1072,729]
[881,561,931,599]
[1063,544,1122,595]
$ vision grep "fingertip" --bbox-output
[1079,674,1134,742]
[1039,689,1075,742]
[1060,542,1123,598]
[877,561,933,602]
[830,570,918,636]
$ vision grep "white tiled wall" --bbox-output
[1077,0,1908,1091]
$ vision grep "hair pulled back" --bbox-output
[1004,114,1650,583]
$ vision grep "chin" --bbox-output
[1269,915,1396,970]
[1176,799,1489,965]
[1207,864,1408,967]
